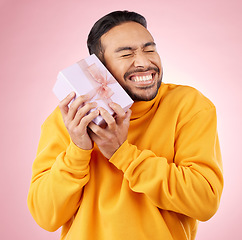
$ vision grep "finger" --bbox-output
[79,109,100,130]
[109,102,126,125]
[66,94,91,122]
[123,109,132,125]
[98,107,116,130]
[87,127,104,149]
[59,92,76,118]
[72,102,98,126]
[88,121,107,138]
[87,126,99,142]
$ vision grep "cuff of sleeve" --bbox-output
[64,140,93,170]
[109,140,138,173]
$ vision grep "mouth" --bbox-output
[127,71,157,86]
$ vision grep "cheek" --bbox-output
[105,64,124,86]
[151,54,162,66]
[108,62,127,80]
[151,56,163,76]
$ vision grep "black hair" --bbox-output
[87,10,147,61]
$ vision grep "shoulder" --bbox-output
[160,83,215,110]
[42,106,63,127]
[158,83,216,123]
[41,106,68,137]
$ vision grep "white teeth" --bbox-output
[132,74,152,82]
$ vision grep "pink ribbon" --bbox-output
[86,63,116,101]
[77,59,117,109]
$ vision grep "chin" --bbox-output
[128,80,162,101]
[132,92,157,101]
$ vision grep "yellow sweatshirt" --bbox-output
[28,83,223,240]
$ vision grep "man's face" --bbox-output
[100,21,163,101]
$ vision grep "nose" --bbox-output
[133,52,151,69]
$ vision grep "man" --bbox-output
[28,10,223,240]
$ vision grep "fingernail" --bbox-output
[109,102,114,107]
[85,94,91,99]
[98,107,105,112]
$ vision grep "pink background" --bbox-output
[1,0,241,239]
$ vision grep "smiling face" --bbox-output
[100,21,163,101]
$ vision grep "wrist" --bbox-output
[71,137,93,151]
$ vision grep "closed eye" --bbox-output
[121,53,133,57]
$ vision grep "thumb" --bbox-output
[123,109,132,125]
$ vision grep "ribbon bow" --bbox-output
[87,63,116,101]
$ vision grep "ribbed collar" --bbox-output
[130,83,165,120]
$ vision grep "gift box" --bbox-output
[53,54,134,125]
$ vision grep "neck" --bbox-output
[130,83,164,120]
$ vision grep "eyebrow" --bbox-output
[115,41,156,53]
[143,42,156,48]
[115,46,133,53]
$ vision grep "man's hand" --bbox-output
[88,102,132,159]
[59,92,100,150]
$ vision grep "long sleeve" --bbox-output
[27,107,92,231]
[109,105,223,221]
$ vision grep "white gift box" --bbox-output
[53,54,133,125]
